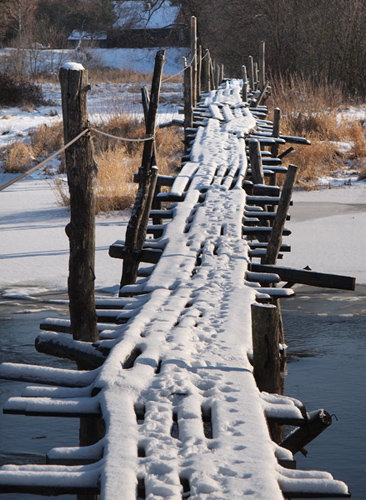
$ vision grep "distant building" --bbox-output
[109,1,189,48]
[68,31,108,49]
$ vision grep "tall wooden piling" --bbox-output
[120,50,166,291]
[59,63,98,349]
[248,56,254,92]
[262,164,298,265]
[190,16,197,106]
[60,63,102,500]
[259,41,265,91]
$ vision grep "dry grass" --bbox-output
[269,74,366,187]
[53,112,184,213]
[4,122,63,173]
[347,122,366,159]
[29,122,63,158]
[93,122,183,213]
[5,141,34,172]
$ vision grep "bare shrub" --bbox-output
[0,73,45,107]
[347,122,366,159]
[29,122,63,158]
[5,141,34,172]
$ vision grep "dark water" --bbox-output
[0,286,365,499]
[281,285,366,500]
[0,289,78,500]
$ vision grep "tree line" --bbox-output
[0,0,116,48]
[1,0,366,96]
[182,0,366,96]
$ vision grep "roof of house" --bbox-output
[114,1,181,30]
[68,30,107,41]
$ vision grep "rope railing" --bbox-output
[0,126,156,193]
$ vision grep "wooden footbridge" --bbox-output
[0,45,354,499]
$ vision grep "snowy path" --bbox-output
[0,81,350,499]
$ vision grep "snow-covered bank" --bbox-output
[0,47,188,77]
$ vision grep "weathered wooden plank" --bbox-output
[109,244,163,263]
[250,263,356,290]
[0,363,96,387]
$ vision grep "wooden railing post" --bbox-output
[259,41,265,91]
[242,64,248,102]
[184,62,193,145]
[190,16,197,106]
[271,107,281,159]
[262,164,298,265]
[197,44,202,100]
[248,55,254,92]
[120,50,166,292]
[202,49,211,93]
[60,63,102,500]
[59,62,98,350]
[248,139,264,185]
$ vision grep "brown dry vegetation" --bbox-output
[3,108,183,213]
[4,122,63,173]
[269,75,366,188]
[93,119,183,213]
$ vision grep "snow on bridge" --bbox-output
[0,80,350,499]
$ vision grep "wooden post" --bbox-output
[60,63,102,500]
[254,81,269,108]
[248,55,254,92]
[262,165,298,265]
[190,16,197,106]
[210,59,215,90]
[271,107,281,159]
[59,63,98,349]
[251,302,283,442]
[259,41,265,91]
[202,49,211,93]
[248,139,264,184]
[242,65,248,102]
[142,85,160,222]
[215,63,221,89]
[254,62,259,90]
[141,85,156,167]
[251,303,282,395]
[197,44,202,101]
[120,50,166,291]
[184,62,193,144]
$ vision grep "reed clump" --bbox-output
[269,74,366,187]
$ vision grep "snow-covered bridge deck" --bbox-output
[0,81,350,499]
